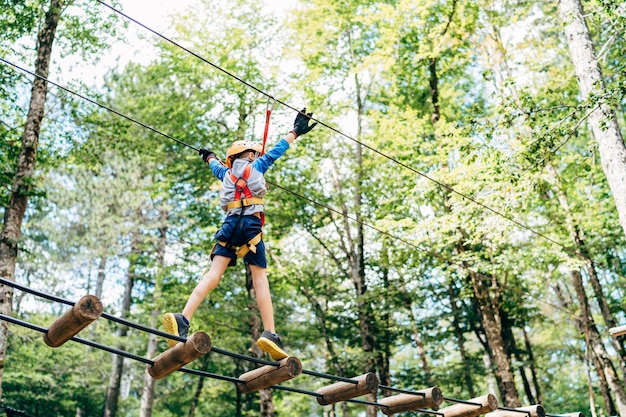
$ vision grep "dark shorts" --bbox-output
[211,215,266,268]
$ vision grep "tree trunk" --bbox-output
[96,257,106,300]
[0,0,62,398]
[585,261,626,374]
[545,163,626,376]
[553,281,617,415]
[377,264,392,395]
[245,265,274,417]
[570,269,626,417]
[482,353,499,396]
[584,348,600,417]
[522,328,543,404]
[559,0,626,239]
[395,269,434,387]
[447,281,475,396]
[188,356,209,417]
[299,285,344,376]
[501,312,536,404]
[104,235,139,417]
[428,57,441,124]
[469,272,521,407]
[140,210,168,417]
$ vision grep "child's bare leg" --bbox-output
[182,255,231,321]
[249,264,275,333]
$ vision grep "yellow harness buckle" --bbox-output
[218,232,263,258]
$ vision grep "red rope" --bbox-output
[260,97,275,156]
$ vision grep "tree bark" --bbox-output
[469,272,521,407]
[545,163,626,376]
[0,0,63,398]
[188,356,209,417]
[104,234,139,417]
[569,269,626,417]
[428,57,440,124]
[403,279,434,386]
[245,265,274,417]
[335,27,380,417]
[299,285,344,376]
[140,209,168,417]
[559,0,626,239]
[500,312,536,404]
[447,281,475,396]
[522,328,543,405]
[553,281,616,415]
[96,257,106,300]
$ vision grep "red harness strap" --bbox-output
[229,164,265,225]
[230,163,253,201]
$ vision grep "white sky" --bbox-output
[65,0,296,86]
[65,0,199,85]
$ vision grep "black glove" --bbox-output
[199,148,216,162]
[292,108,317,137]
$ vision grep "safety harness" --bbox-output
[217,163,264,258]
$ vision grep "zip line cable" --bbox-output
[0,57,580,319]
[0,9,603,415]
[94,0,586,261]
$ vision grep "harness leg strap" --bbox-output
[218,232,263,258]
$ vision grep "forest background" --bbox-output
[0,0,625,416]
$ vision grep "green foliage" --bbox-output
[3,313,109,415]
[2,0,626,415]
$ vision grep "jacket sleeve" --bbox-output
[209,159,228,180]
[253,138,290,174]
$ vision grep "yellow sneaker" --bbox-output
[163,313,189,348]
[257,330,288,360]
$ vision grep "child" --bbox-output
[163,108,317,360]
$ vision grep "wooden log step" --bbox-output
[316,372,379,406]
[237,356,302,393]
[487,405,545,417]
[440,394,499,417]
[43,295,103,347]
[609,325,626,337]
[380,387,444,415]
[148,332,212,379]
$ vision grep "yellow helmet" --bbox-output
[225,140,263,167]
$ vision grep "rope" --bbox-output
[0,280,548,413]
[0,313,243,383]
[0,277,360,384]
[0,17,590,410]
[0,311,567,415]
[0,314,395,411]
[93,0,587,261]
[0,57,583,318]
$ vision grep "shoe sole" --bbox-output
[257,337,288,360]
[163,313,180,348]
